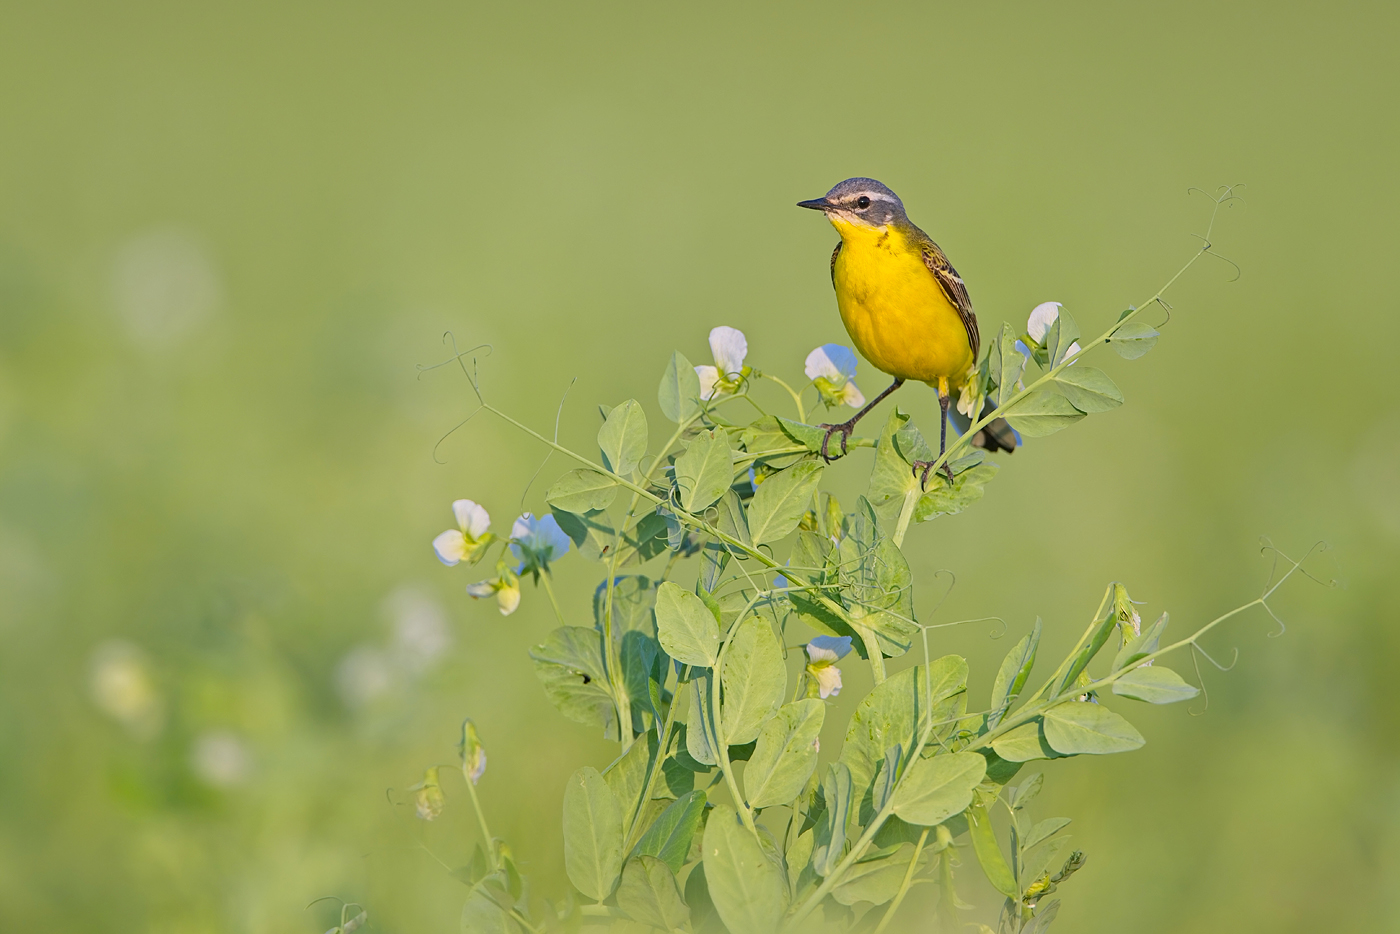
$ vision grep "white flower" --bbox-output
[805,344,866,408]
[433,499,493,566]
[694,326,749,401]
[1026,302,1081,361]
[509,513,571,575]
[467,570,522,616]
[805,635,854,699]
[956,377,980,419]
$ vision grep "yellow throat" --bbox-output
[828,214,975,391]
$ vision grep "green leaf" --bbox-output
[739,416,809,470]
[712,488,752,549]
[1109,321,1159,359]
[1023,817,1071,851]
[1053,366,1123,413]
[673,428,733,513]
[831,843,922,906]
[838,500,920,657]
[617,856,689,930]
[562,767,623,901]
[989,620,1041,728]
[594,576,659,643]
[1009,772,1043,809]
[914,462,999,523]
[1112,611,1168,671]
[598,399,648,477]
[968,804,1017,898]
[1112,665,1199,704]
[1004,390,1086,437]
[989,323,1026,407]
[657,754,697,798]
[1025,899,1062,934]
[991,720,1063,763]
[655,581,721,668]
[460,874,522,934]
[529,627,614,735]
[1042,702,1145,755]
[744,699,825,809]
[659,351,701,423]
[685,676,718,767]
[702,804,788,934]
[1055,610,1117,695]
[840,657,968,815]
[1045,308,1081,366]
[890,752,987,826]
[720,617,786,745]
[773,416,828,452]
[633,789,707,872]
[867,409,924,514]
[747,461,824,545]
[812,763,853,877]
[1019,836,1072,894]
[545,468,619,514]
[603,733,655,826]
[554,510,667,567]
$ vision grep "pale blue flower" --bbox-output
[805,344,866,408]
[806,635,854,698]
[509,512,571,575]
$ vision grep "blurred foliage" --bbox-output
[0,1,1397,932]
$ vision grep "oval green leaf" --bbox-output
[1111,665,1199,704]
[562,766,623,901]
[674,428,733,513]
[1004,390,1086,437]
[721,617,786,745]
[1042,702,1145,755]
[1053,365,1124,413]
[655,581,721,667]
[890,751,986,826]
[598,399,648,477]
[702,804,788,934]
[747,461,824,545]
[743,699,825,809]
[546,468,619,514]
[658,351,701,423]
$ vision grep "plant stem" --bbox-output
[872,827,929,934]
[622,665,690,853]
[539,571,567,627]
[462,774,497,869]
[892,487,919,549]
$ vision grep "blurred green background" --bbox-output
[2,1,1397,931]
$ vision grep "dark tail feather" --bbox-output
[948,403,1020,454]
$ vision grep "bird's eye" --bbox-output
[856,196,871,209]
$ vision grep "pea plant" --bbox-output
[404,190,1316,933]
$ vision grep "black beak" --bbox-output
[797,198,834,211]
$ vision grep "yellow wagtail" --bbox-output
[798,177,1016,483]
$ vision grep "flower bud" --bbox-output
[411,766,445,820]
[459,719,487,786]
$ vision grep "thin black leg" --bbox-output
[818,378,904,462]
[913,386,956,488]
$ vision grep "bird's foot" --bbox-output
[818,420,856,463]
[911,459,955,490]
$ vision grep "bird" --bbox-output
[797,177,1016,483]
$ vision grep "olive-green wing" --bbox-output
[830,241,842,286]
[919,241,980,359]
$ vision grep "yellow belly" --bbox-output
[830,223,974,388]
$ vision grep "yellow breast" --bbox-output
[829,220,974,387]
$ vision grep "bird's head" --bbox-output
[798,178,907,231]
